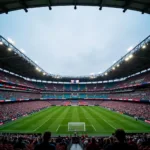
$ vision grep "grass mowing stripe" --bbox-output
[98,106,150,128]
[59,107,74,135]
[34,106,66,132]
[71,107,80,122]
[54,107,72,133]
[100,107,150,128]
[78,107,93,134]
[85,107,115,132]
[83,107,112,133]
[1,106,149,135]
[79,107,91,125]
[0,106,60,132]
[17,107,60,130]
[90,107,116,130]
[96,106,150,132]
[47,106,71,133]
[94,106,138,130]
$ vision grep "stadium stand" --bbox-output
[1,70,150,92]
[0,91,40,101]
[0,35,150,149]
[100,101,150,121]
[63,101,71,106]
[78,101,88,106]
[0,101,51,123]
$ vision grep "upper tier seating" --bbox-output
[1,70,150,92]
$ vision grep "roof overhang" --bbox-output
[0,35,150,82]
[0,0,150,14]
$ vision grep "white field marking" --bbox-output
[125,130,150,132]
[0,108,52,129]
[56,125,60,132]
[1,129,150,133]
[92,125,96,131]
[33,117,52,131]
[99,116,116,130]
[48,118,65,119]
[0,130,34,133]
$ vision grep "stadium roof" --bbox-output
[0,0,150,15]
[0,35,150,82]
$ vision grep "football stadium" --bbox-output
[0,0,150,150]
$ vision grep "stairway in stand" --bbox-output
[70,144,83,150]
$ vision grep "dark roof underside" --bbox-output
[0,0,150,14]
[0,1,150,82]
[0,35,150,82]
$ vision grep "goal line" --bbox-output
[55,123,96,132]
[68,122,86,132]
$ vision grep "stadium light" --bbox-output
[36,67,41,72]
[125,54,133,62]
[105,72,108,76]
[125,57,129,61]
[43,72,46,75]
[112,67,115,70]
[8,47,12,51]
[117,64,120,67]
[129,54,133,59]
[90,75,96,79]
[0,41,3,45]
[55,75,60,79]
[142,45,146,49]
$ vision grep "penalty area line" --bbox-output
[99,116,116,130]
[56,125,60,132]
[33,117,52,132]
[92,124,96,131]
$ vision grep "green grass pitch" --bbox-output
[0,106,150,136]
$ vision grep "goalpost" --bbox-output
[68,122,86,132]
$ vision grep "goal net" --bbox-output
[68,122,86,131]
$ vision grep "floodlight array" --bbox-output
[0,35,47,77]
[0,34,150,82]
[103,35,150,77]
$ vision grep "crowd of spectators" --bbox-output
[0,101,51,123]
[1,90,150,101]
[0,130,150,150]
[42,90,150,100]
[0,99,150,123]
[0,131,70,150]
[0,91,41,100]
[82,129,150,150]
[0,71,35,88]
[106,89,150,100]
[100,101,150,120]
[1,70,150,92]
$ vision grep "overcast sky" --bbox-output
[0,7,150,76]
